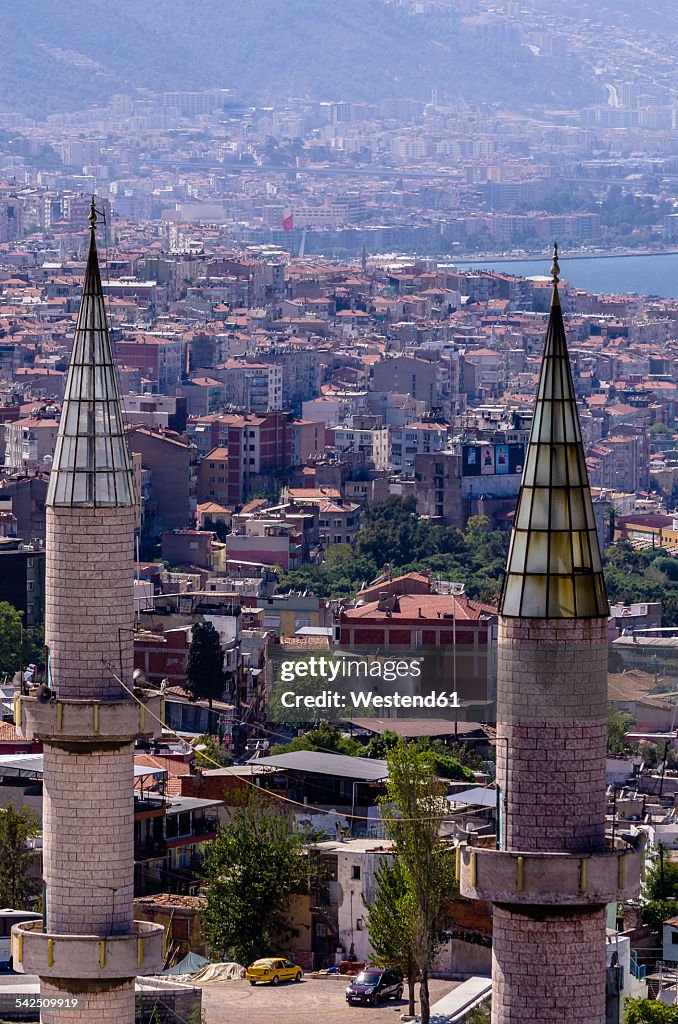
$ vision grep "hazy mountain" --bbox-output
[0,0,601,117]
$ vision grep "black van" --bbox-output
[346,968,404,1005]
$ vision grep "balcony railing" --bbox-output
[134,838,167,862]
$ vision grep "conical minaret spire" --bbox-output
[500,243,608,619]
[13,202,165,1024]
[458,251,641,1024]
[47,196,133,508]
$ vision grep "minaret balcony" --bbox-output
[457,836,642,906]
[14,691,164,745]
[11,919,164,980]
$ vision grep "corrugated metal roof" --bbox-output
[447,787,497,808]
[250,751,388,782]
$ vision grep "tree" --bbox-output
[608,704,634,754]
[0,801,40,908]
[193,734,233,769]
[365,855,418,1014]
[380,741,457,1024]
[641,844,678,934]
[269,721,362,758]
[0,603,42,680]
[644,845,678,901]
[202,796,306,966]
[184,622,227,734]
[624,998,678,1023]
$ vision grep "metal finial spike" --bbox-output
[550,241,560,285]
[89,195,97,232]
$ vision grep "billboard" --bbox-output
[480,444,495,475]
[462,443,524,477]
[495,443,509,474]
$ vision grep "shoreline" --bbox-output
[455,248,678,265]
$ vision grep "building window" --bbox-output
[351,865,361,880]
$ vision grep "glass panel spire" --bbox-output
[47,198,134,508]
[500,245,609,619]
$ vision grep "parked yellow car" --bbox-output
[246,957,303,986]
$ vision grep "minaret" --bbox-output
[459,246,642,1024]
[12,200,164,1024]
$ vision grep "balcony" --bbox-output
[134,837,167,863]
[457,836,642,907]
[12,919,164,980]
[15,691,165,745]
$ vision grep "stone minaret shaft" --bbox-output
[13,200,163,1023]
[459,247,641,1024]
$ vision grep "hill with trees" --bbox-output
[0,0,601,116]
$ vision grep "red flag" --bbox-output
[281,213,294,232]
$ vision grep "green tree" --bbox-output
[364,730,401,760]
[269,721,362,758]
[624,997,678,1023]
[365,855,418,1014]
[193,734,233,769]
[641,844,678,933]
[0,603,42,680]
[185,621,227,734]
[0,801,40,908]
[202,796,306,965]
[380,741,457,1024]
[608,704,634,754]
[364,733,478,779]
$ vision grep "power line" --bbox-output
[105,661,495,826]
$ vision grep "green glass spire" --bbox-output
[500,245,609,619]
[47,198,134,508]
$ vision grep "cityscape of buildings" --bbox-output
[4,3,678,1023]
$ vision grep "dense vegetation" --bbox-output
[0,0,601,116]
[0,603,43,681]
[281,498,508,603]
[603,542,678,627]
[624,998,678,1023]
[282,499,678,619]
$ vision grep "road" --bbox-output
[201,976,459,1024]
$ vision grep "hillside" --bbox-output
[0,0,601,117]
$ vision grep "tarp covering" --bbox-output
[160,952,210,977]
[191,962,246,983]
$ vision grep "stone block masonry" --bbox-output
[39,979,134,1024]
[42,744,134,935]
[45,506,136,701]
[496,617,608,855]
[492,905,606,1024]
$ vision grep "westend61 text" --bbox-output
[280,690,460,710]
